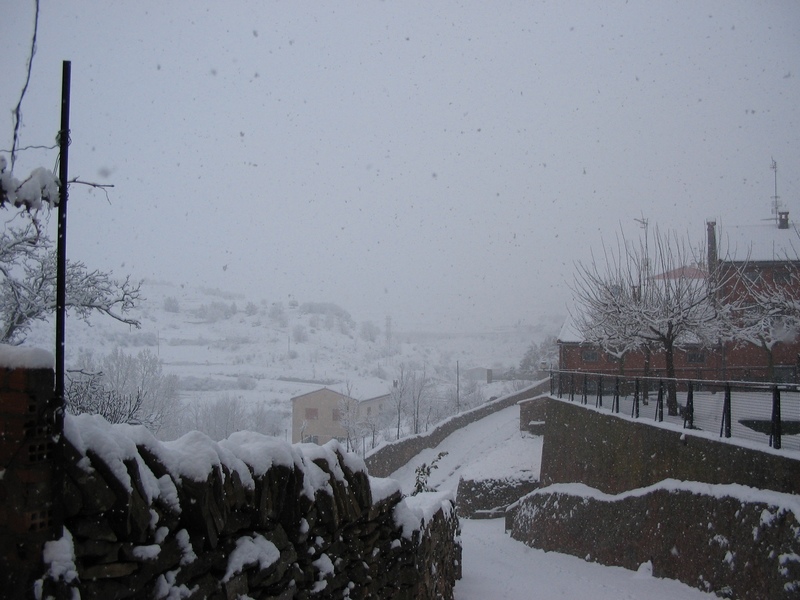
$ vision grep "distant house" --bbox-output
[559,214,800,382]
[291,387,390,448]
[463,367,491,382]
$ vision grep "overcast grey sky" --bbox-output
[2,1,799,331]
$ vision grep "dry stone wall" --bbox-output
[507,395,800,599]
[0,360,461,600]
[508,483,800,599]
[42,415,461,600]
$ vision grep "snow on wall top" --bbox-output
[63,412,373,507]
[0,344,54,369]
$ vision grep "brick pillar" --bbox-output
[0,366,57,597]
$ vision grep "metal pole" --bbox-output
[55,60,71,402]
[771,385,782,449]
[655,380,664,422]
[684,381,694,429]
[720,384,732,438]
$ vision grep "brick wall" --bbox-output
[0,365,58,599]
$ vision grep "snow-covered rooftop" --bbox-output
[718,220,800,263]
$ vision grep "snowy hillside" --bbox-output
[23,279,562,441]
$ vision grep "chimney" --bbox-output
[778,211,789,229]
[706,220,717,275]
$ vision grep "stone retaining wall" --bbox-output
[508,483,800,599]
[539,396,800,495]
[365,380,549,478]
[456,476,539,519]
[507,395,800,599]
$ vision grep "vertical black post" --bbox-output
[684,381,694,429]
[632,378,640,418]
[55,61,71,403]
[720,383,731,438]
[613,377,620,413]
[596,375,603,408]
[570,371,575,401]
[582,374,588,404]
[771,386,782,449]
[655,380,664,422]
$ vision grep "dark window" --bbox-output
[304,408,319,420]
[686,351,705,364]
[332,408,342,422]
[773,269,791,284]
[744,268,761,284]
[581,349,599,362]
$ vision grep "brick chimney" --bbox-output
[706,220,718,277]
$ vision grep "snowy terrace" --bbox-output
[551,370,800,453]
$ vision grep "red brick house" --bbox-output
[559,214,800,383]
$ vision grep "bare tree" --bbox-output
[389,364,411,440]
[67,348,178,434]
[65,372,147,427]
[571,227,732,415]
[722,262,800,380]
[0,223,141,344]
[408,365,433,435]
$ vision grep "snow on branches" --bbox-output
[0,224,142,344]
[0,154,60,211]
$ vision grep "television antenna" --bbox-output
[770,157,782,223]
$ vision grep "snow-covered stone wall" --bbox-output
[538,396,800,495]
[0,362,461,599]
[509,482,800,599]
[508,395,800,599]
[365,379,549,478]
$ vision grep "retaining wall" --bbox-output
[365,380,549,477]
[539,396,800,495]
[508,396,800,599]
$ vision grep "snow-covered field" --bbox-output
[388,405,718,599]
[24,279,559,441]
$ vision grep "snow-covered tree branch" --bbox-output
[0,223,142,344]
[570,226,735,415]
[0,155,60,211]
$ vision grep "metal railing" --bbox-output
[550,370,800,451]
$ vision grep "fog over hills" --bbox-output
[24,280,562,441]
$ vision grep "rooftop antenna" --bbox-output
[770,157,781,223]
[634,214,649,276]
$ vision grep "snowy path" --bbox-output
[389,405,716,599]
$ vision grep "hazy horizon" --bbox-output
[2,1,799,332]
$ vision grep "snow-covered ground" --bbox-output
[388,405,717,599]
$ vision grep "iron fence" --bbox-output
[550,370,800,451]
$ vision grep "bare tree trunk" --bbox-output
[664,340,679,416]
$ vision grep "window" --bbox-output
[332,408,342,422]
[773,269,791,284]
[686,351,705,364]
[581,349,599,362]
[744,268,761,284]
[366,406,372,416]
[304,408,318,420]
